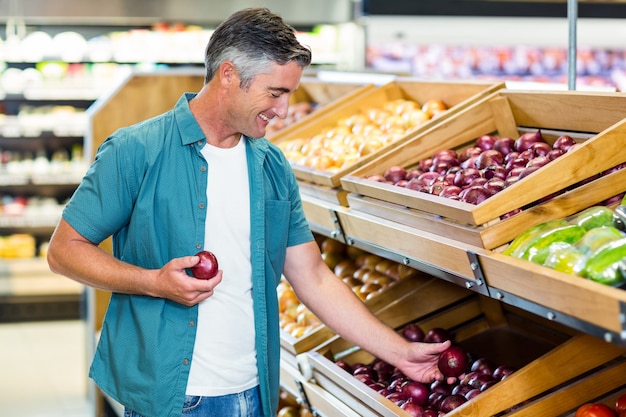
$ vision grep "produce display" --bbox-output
[504,197,626,287]
[278,236,416,339]
[333,322,516,416]
[266,101,316,135]
[278,98,447,172]
[365,129,586,210]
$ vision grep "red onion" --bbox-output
[386,391,409,405]
[484,178,506,193]
[459,146,482,162]
[424,327,451,343]
[465,388,482,401]
[460,185,496,205]
[515,129,544,152]
[430,181,450,195]
[440,185,463,197]
[494,137,516,156]
[475,134,497,151]
[433,149,458,159]
[402,381,430,405]
[419,158,433,172]
[526,155,551,168]
[506,157,528,171]
[401,323,425,342]
[528,141,552,157]
[504,151,520,163]
[384,165,407,183]
[432,151,459,166]
[505,176,519,187]
[474,149,504,169]
[553,134,576,151]
[460,155,479,170]
[367,174,387,182]
[417,171,440,185]
[400,401,425,417]
[430,161,454,174]
[406,169,423,180]
[440,395,468,413]
[547,149,565,160]
[482,165,507,180]
[518,165,542,180]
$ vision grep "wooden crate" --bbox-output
[267,77,376,140]
[340,89,626,249]
[280,269,472,367]
[278,79,505,205]
[305,295,626,417]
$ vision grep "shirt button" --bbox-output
[183,359,189,365]
[200,166,207,172]
[199,203,205,209]
[197,141,204,146]
[196,243,202,249]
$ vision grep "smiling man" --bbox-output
[47,7,454,417]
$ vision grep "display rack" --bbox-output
[86,70,626,417]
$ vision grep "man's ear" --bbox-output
[219,61,238,87]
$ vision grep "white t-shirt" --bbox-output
[186,137,258,396]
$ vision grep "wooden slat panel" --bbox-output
[506,359,626,417]
[480,252,626,334]
[337,208,479,279]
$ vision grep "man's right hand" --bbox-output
[154,255,223,306]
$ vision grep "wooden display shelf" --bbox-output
[340,89,626,248]
[305,295,626,417]
[279,79,504,205]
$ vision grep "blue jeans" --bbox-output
[124,385,262,417]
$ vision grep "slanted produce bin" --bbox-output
[276,79,505,206]
[304,294,626,417]
[340,89,626,250]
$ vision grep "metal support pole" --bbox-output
[567,0,578,90]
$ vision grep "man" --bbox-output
[47,7,453,417]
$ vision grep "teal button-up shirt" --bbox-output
[62,93,313,417]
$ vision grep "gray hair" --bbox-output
[204,8,312,90]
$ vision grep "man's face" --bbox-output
[228,61,304,139]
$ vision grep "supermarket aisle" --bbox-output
[0,320,93,417]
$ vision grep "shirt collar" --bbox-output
[174,92,206,146]
[174,92,271,156]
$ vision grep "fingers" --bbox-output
[172,255,202,270]
[158,257,223,306]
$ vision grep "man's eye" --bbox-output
[271,93,281,98]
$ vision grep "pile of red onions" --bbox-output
[367,130,578,210]
[334,322,516,416]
